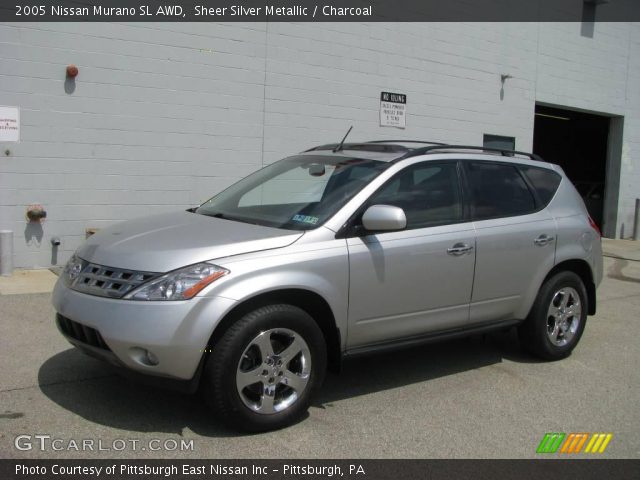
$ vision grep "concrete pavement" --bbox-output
[602,238,640,261]
[0,269,58,295]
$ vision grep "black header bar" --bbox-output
[2,459,640,480]
[3,0,640,22]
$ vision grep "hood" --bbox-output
[76,210,303,272]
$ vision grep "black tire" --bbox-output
[202,304,326,432]
[518,271,588,361]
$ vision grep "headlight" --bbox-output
[124,263,228,301]
[63,254,85,285]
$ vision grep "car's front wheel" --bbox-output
[202,304,326,432]
[519,271,588,360]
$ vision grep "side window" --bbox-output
[368,162,462,229]
[466,162,536,220]
[520,166,562,206]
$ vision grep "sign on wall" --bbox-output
[0,106,20,142]
[380,92,406,128]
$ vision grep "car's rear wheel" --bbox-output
[519,271,588,360]
[202,304,326,432]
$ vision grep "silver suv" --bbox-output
[53,140,603,431]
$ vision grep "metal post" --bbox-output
[0,230,13,276]
[634,199,640,241]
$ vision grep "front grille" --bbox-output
[71,262,158,298]
[56,314,111,351]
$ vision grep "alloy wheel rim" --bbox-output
[236,328,311,414]
[546,287,581,347]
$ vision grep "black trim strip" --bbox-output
[344,319,521,358]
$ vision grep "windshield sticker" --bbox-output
[292,214,319,225]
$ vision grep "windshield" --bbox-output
[195,155,389,230]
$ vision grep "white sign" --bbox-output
[0,106,20,142]
[380,92,406,128]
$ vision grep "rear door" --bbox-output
[346,160,476,348]
[463,161,557,324]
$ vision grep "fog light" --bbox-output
[145,350,159,366]
[130,347,159,366]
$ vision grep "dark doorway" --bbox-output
[533,104,610,231]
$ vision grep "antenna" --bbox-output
[333,126,353,152]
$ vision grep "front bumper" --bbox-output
[52,278,237,381]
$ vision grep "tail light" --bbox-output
[588,215,601,237]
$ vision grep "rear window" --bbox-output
[520,166,562,206]
[466,162,537,220]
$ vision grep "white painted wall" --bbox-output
[535,22,640,236]
[0,22,637,268]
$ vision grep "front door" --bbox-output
[346,161,476,349]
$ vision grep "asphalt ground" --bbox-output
[0,256,638,459]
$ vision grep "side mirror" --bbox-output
[362,205,407,232]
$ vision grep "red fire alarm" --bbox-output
[66,65,79,78]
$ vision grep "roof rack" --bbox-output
[399,145,543,161]
[306,143,409,154]
[305,141,544,162]
[365,140,447,146]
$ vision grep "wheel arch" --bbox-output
[206,288,342,373]
[543,259,596,315]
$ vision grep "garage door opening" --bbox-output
[533,104,622,238]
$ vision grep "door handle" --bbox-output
[447,243,473,256]
[534,234,555,246]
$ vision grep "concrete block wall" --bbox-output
[0,21,637,268]
[620,23,640,237]
[261,22,538,161]
[0,22,268,267]
[535,22,640,237]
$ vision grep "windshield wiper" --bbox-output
[203,212,235,220]
[200,211,262,226]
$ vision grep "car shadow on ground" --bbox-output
[38,329,539,438]
[314,329,539,408]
